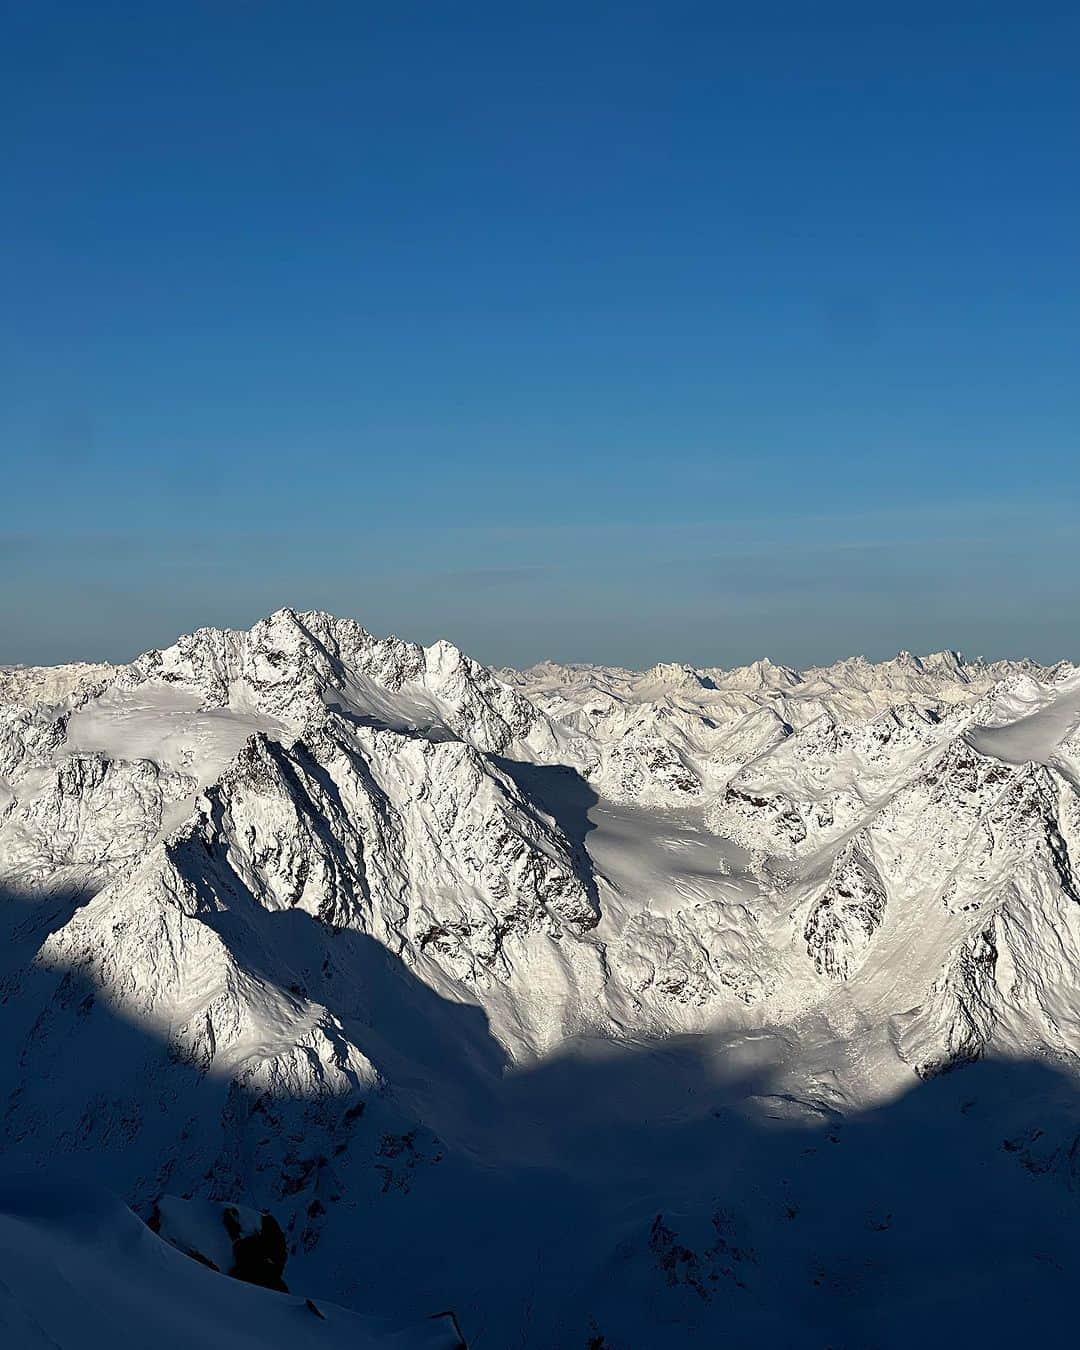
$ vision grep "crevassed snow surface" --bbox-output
[2,609,1079,1347]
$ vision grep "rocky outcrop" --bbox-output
[149,1194,289,1290]
[804,835,887,980]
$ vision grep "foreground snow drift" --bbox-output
[0,1171,462,1349]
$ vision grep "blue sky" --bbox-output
[3,2,1078,668]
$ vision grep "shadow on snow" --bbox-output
[2,880,1079,1349]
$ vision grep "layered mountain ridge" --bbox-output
[3,609,1080,1347]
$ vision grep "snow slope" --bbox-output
[0,1169,462,1349]
[2,609,1079,1346]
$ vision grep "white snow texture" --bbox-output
[2,610,1080,1347]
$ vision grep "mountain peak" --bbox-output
[3,611,1080,1348]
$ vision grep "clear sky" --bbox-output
[3,2,1078,669]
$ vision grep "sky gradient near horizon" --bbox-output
[3,3,1079,669]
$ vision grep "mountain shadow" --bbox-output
[490,756,601,910]
[3,881,1080,1349]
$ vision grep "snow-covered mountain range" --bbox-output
[3,609,1080,1347]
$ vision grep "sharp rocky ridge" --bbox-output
[3,606,1080,1346]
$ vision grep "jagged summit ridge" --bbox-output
[117,607,551,755]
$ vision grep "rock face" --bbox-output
[3,610,1080,1348]
[149,1194,289,1290]
[804,836,887,980]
